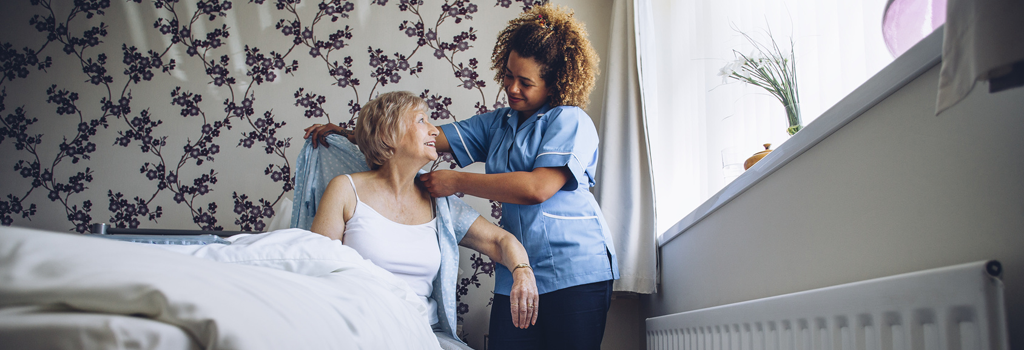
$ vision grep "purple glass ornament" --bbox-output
[882,0,946,58]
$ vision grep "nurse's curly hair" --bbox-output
[491,4,599,109]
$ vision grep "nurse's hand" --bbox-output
[303,122,349,148]
[510,265,539,329]
[419,170,461,197]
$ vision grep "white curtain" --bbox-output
[594,0,657,294]
[637,0,894,236]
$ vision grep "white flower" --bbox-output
[717,28,803,135]
[718,58,745,83]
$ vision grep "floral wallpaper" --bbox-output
[0,0,587,346]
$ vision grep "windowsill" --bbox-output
[657,27,945,247]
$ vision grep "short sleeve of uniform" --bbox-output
[439,110,501,168]
[533,107,597,191]
[446,195,480,243]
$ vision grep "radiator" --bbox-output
[646,260,1009,350]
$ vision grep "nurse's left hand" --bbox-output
[419,170,461,197]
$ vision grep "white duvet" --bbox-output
[0,226,441,350]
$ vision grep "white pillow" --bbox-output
[156,228,429,319]
[157,228,363,276]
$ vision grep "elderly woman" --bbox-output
[307,91,539,350]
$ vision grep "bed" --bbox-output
[0,134,458,349]
[0,225,443,349]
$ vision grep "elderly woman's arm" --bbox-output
[458,216,539,329]
[309,176,354,240]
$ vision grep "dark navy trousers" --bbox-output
[488,280,613,350]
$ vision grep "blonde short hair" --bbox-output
[354,91,427,170]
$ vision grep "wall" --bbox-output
[641,61,1024,346]
[0,0,622,349]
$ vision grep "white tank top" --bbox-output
[341,175,440,324]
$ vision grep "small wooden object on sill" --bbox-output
[744,144,773,170]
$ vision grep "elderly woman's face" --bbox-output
[396,106,439,163]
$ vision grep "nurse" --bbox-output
[418,4,619,350]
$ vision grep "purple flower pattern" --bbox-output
[0,0,549,339]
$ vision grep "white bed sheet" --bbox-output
[0,305,201,350]
[0,226,441,350]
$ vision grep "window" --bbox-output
[637,0,898,235]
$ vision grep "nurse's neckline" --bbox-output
[517,112,532,129]
[510,104,551,129]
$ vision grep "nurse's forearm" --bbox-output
[451,167,569,205]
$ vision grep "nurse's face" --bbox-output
[503,50,552,118]
[396,106,439,163]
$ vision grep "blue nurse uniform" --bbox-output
[439,103,619,296]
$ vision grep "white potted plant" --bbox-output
[719,28,803,136]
